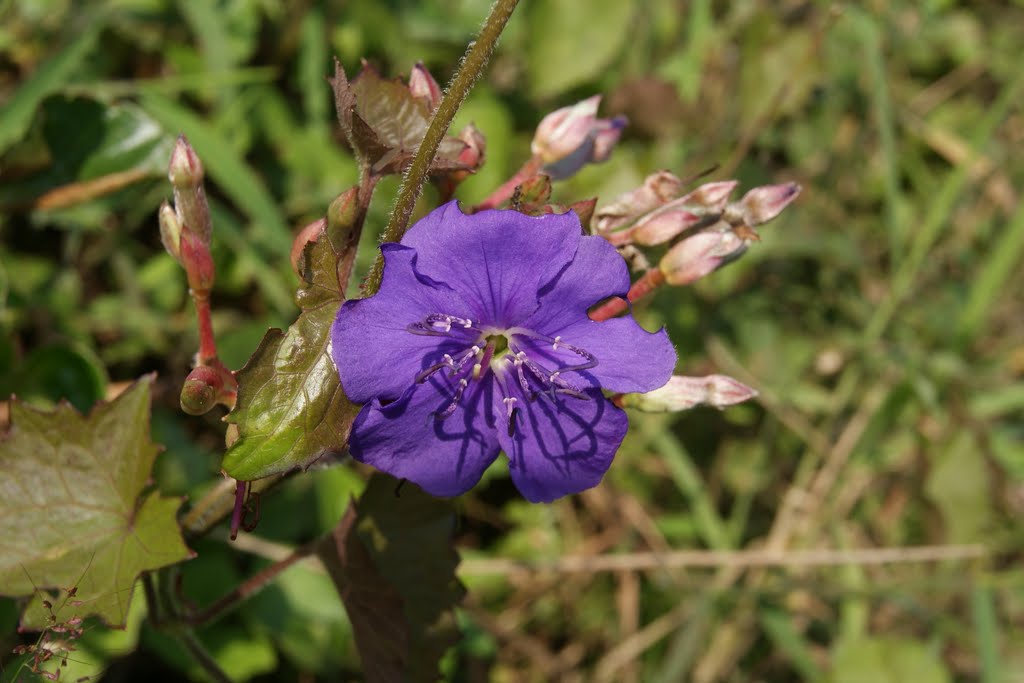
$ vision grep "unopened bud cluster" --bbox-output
[595,172,801,286]
[160,135,216,296]
[531,95,626,180]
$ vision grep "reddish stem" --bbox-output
[193,294,218,364]
[475,156,543,211]
[589,268,666,322]
[229,479,248,541]
[181,539,319,627]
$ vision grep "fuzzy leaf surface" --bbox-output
[221,216,360,480]
[0,376,192,628]
[332,64,468,176]
[319,474,464,683]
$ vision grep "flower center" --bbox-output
[407,313,600,434]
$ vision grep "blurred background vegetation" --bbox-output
[2,0,1023,681]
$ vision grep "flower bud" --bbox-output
[168,134,205,188]
[180,365,223,415]
[456,123,486,171]
[290,218,326,277]
[594,170,685,233]
[725,182,801,227]
[630,206,702,246]
[159,201,183,260]
[685,180,738,212]
[531,95,627,180]
[168,135,212,245]
[409,62,442,110]
[658,228,746,286]
[515,174,552,211]
[619,374,758,412]
[326,186,361,239]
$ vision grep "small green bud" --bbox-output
[158,201,183,260]
[180,365,222,415]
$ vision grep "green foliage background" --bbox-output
[1,0,1023,680]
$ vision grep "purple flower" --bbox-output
[331,202,676,502]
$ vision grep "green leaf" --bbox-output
[334,63,468,175]
[0,20,103,156]
[831,636,951,683]
[0,376,193,628]
[13,342,108,413]
[924,431,995,543]
[526,0,634,98]
[318,474,464,683]
[220,212,360,480]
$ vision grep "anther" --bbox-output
[502,396,519,436]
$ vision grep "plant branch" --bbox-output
[181,539,320,628]
[363,0,521,296]
[588,268,666,322]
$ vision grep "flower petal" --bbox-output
[495,383,627,503]
[527,234,629,326]
[350,375,500,497]
[521,234,676,393]
[401,202,581,327]
[514,318,675,394]
[331,243,471,403]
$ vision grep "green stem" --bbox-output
[363,0,521,296]
[178,630,233,683]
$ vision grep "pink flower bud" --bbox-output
[683,180,738,212]
[168,135,212,244]
[620,374,758,412]
[531,95,627,179]
[727,182,801,226]
[629,207,701,246]
[594,170,685,233]
[658,228,746,285]
[168,135,204,188]
[409,62,442,110]
[456,123,486,170]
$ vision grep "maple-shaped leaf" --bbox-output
[330,61,468,176]
[0,376,192,629]
[220,205,361,480]
[319,474,464,683]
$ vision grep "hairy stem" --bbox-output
[363,0,521,296]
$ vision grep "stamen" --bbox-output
[407,313,480,337]
[415,346,480,384]
[505,327,599,374]
[433,378,469,420]
[513,345,592,402]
